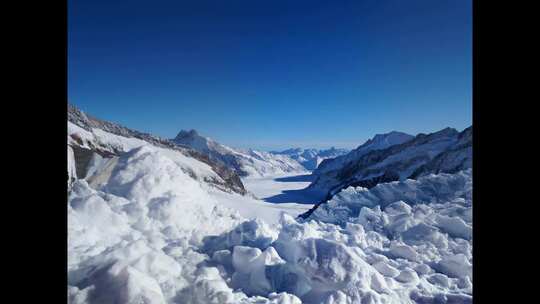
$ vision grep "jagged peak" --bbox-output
[175,129,201,140]
[372,131,412,140]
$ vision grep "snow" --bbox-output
[199,170,472,303]
[242,173,323,205]
[243,150,308,177]
[173,129,307,178]
[309,127,471,196]
[207,189,312,226]
[68,145,77,185]
[68,125,472,303]
[271,148,350,170]
[68,121,223,187]
[314,131,414,175]
[68,146,315,303]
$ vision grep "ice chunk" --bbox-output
[435,254,472,279]
[372,261,400,278]
[388,243,419,261]
[395,268,419,284]
[232,246,263,274]
[435,215,472,240]
[427,273,450,288]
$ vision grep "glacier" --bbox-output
[67,106,472,303]
[68,144,472,303]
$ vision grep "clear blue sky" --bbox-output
[68,0,472,150]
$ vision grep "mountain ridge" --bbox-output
[270,147,350,170]
[172,129,307,178]
[68,104,247,195]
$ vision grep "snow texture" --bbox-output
[67,108,472,303]
[69,144,472,303]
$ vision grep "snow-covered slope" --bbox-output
[69,145,472,303]
[68,105,246,195]
[201,170,473,303]
[309,127,471,198]
[313,131,414,177]
[68,105,472,303]
[271,147,349,170]
[68,145,304,304]
[173,129,306,177]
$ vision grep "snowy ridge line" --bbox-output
[68,104,247,195]
[173,129,307,178]
[313,131,414,175]
[307,126,472,208]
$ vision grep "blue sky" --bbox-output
[68,0,472,150]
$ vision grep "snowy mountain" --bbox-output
[68,104,246,195]
[173,129,306,177]
[271,147,349,170]
[68,105,473,303]
[309,127,471,198]
[68,148,473,304]
[314,131,414,176]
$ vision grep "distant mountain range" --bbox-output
[69,103,471,208]
[173,129,306,177]
[270,147,350,170]
[68,104,473,303]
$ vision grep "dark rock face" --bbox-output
[409,126,472,179]
[348,170,401,189]
[68,104,247,195]
[71,146,96,179]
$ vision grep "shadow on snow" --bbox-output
[261,174,324,204]
[273,174,315,183]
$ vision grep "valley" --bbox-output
[67,104,473,304]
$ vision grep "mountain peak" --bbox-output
[362,131,414,150]
[175,129,200,140]
[431,127,459,138]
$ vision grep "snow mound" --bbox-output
[68,146,305,303]
[311,169,472,225]
[198,171,472,303]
